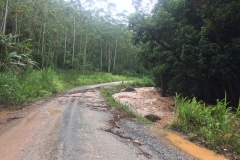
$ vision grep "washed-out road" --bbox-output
[0,82,196,160]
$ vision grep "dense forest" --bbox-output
[129,0,240,107]
[1,0,240,107]
[0,0,141,75]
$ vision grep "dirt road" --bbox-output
[0,82,195,160]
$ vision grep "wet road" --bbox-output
[0,82,196,160]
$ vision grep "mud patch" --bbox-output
[48,110,61,114]
[166,132,228,160]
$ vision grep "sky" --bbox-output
[107,0,135,13]
[80,0,156,14]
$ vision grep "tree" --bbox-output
[1,0,9,35]
[129,0,240,106]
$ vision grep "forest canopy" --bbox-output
[129,0,240,106]
[0,0,141,76]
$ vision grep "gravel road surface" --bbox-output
[0,82,196,160]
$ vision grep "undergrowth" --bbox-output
[0,68,139,106]
[172,93,240,158]
[56,69,129,88]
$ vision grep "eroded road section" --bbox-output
[0,82,195,160]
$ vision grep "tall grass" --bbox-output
[172,93,240,155]
[0,68,140,105]
[56,69,129,88]
[0,68,62,104]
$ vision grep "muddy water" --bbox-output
[113,87,228,160]
[113,87,175,126]
[166,132,228,160]
[48,110,61,114]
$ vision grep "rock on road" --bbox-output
[0,82,196,160]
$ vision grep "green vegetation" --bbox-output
[0,0,146,107]
[129,0,240,107]
[172,94,240,156]
[56,69,129,88]
[0,68,131,105]
[0,0,142,75]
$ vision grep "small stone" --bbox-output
[144,114,161,122]
[120,87,136,92]
[133,140,141,146]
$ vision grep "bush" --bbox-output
[0,71,19,103]
[0,68,62,104]
[172,94,240,155]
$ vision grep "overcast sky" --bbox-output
[80,0,156,14]
[107,0,135,13]
[91,0,135,13]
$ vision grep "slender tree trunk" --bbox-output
[113,38,118,71]
[87,48,92,62]
[78,36,82,64]
[14,0,19,42]
[2,0,9,35]
[108,42,111,72]
[35,0,39,25]
[18,13,22,43]
[37,24,43,57]
[0,4,4,33]
[41,23,46,69]
[64,29,67,67]
[83,32,88,75]
[105,43,108,72]
[72,16,76,69]
[100,39,102,70]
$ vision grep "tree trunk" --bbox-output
[41,23,46,69]
[64,28,67,67]
[2,0,9,35]
[113,38,118,71]
[83,32,88,75]
[79,37,82,64]
[108,42,111,72]
[0,4,4,33]
[100,39,102,70]
[14,0,19,43]
[37,24,43,58]
[72,16,76,69]
[18,13,22,43]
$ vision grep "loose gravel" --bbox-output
[114,119,196,160]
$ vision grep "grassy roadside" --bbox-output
[171,94,240,159]
[0,68,144,107]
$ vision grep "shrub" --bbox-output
[173,94,240,154]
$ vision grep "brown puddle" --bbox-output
[48,110,61,114]
[166,132,228,160]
